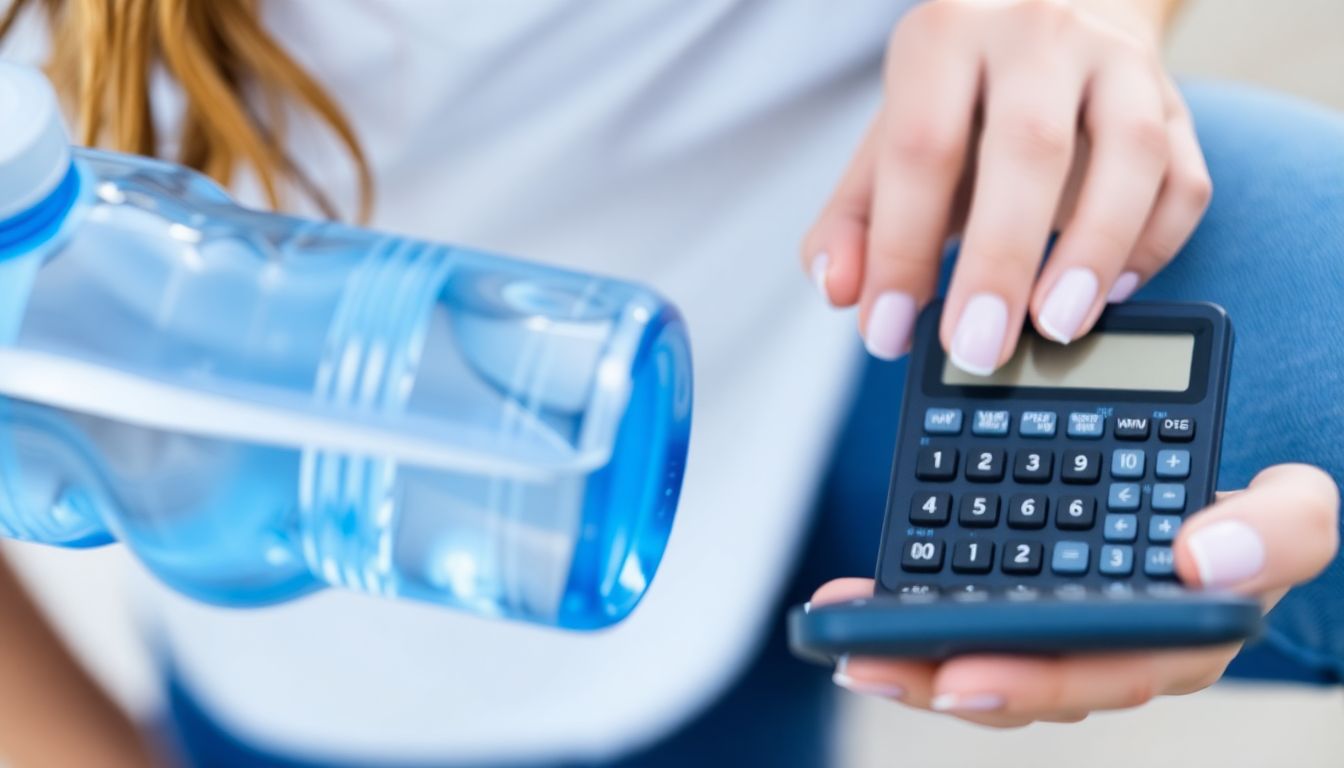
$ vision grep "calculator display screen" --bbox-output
[942,332,1195,392]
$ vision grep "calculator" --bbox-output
[789,300,1261,661]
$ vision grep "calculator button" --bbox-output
[1012,449,1053,483]
[924,408,963,435]
[1019,411,1057,437]
[1159,417,1196,442]
[972,410,1010,436]
[1103,582,1136,598]
[1107,483,1140,511]
[958,494,1001,528]
[1113,415,1151,440]
[1144,546,1176,578]
[1061,450,1101,484]
[900,539,945,572]
[1056,495,1096,530]
[895,583,940,597]
[1051,541,1091,575]
[1149,515,1182,543]
[1067,412,1105,439]
[909,492,951,526]
[1152,483,1187,512]
[1001,541,1043,575]
[915,447,958,481]
[1100,545,1135,576]
[1104,514,1138,542]
[952,540,995,574]
[1007,494,1048,529]
[1155,449,1191,479]
[1110,449,1145,479]
[965,449,1006,482]
[1054,584,1091,600]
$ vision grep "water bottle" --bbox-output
[0,62,691,630]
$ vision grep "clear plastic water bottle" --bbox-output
[0,62,691,629]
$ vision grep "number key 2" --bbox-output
[965,448,1005,482]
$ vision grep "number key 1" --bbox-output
[952,540,995,573]
[916,447,958,481]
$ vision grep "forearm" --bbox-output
[0,554,157,767]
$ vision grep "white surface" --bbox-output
[0,61,69,219]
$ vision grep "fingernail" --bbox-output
[1187,520,1266,588]
[833,657,906,700]
[1108,271,1141,303]
[812,252,831,303]
[864,291,917,361]
[950,293,1008,376]
[1038,267,1099,344]
[931,693,1006,713]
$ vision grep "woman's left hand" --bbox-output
[815,463,1340,727]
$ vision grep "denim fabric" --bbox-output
[171,81,1344,767]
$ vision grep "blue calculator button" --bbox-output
[1100,545,1134,576]
[1152,483,1187,512]
[1067,412,1105,439]
[924,408,963,435]
[1107,483,1140,511]
[1144,547,1176,577]
[1019,411,1057,437]
[1051,541,1090,575]
[1149,515,1182,543]
[1110,449,1145,479]
[1155,449,1191,479]
[1104,514,1138,542]
[972,409,1010,436]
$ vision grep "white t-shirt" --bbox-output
[4,1,914,763]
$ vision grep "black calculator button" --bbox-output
[1056,495,1096,530]
[951,540,995,574]
[1061,450,1101,484]
[1012,449,1053,483]
[1113,415,1151,440]
[949,584,992,601]
[1004,584,1041,601]
[1001,541,1043,575]
[964,448,1005,482]
[1158,417,1195,442]
[909,492,951,526]
[958,494,1000,528]
[915,447,958,481]
[900,539,945,573]
[1006,494,1048,529]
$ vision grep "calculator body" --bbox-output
[790,300,1260,661]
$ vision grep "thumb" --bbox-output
[1175,464,1340,602]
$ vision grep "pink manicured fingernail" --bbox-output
[931,693,1005,713]
[1187,520,1266,588]
[1038,267,1099,344]
[833,656,906,700]
[950,293,1008,376]
[864,291,917,361]
[812,252,831,303]
[1108,271,1141,303]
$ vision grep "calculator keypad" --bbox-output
[885,406,1206,593]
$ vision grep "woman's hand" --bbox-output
[802,0,1210,370]
[814,464,1340,727]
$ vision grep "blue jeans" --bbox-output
[170,81,1344,768]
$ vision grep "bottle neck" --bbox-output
[0,162,81,260]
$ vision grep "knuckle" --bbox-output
[1113,116,1170,163]
[897,0,964,40]
[1173,167,1214,213]
[999,111,1074,161]
[1121,676,1158,709]
[884,121,966,171]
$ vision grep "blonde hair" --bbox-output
[0,0,372,221]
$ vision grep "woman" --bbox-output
[0,0,1339,765]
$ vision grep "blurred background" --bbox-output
[840,1,1344,765]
